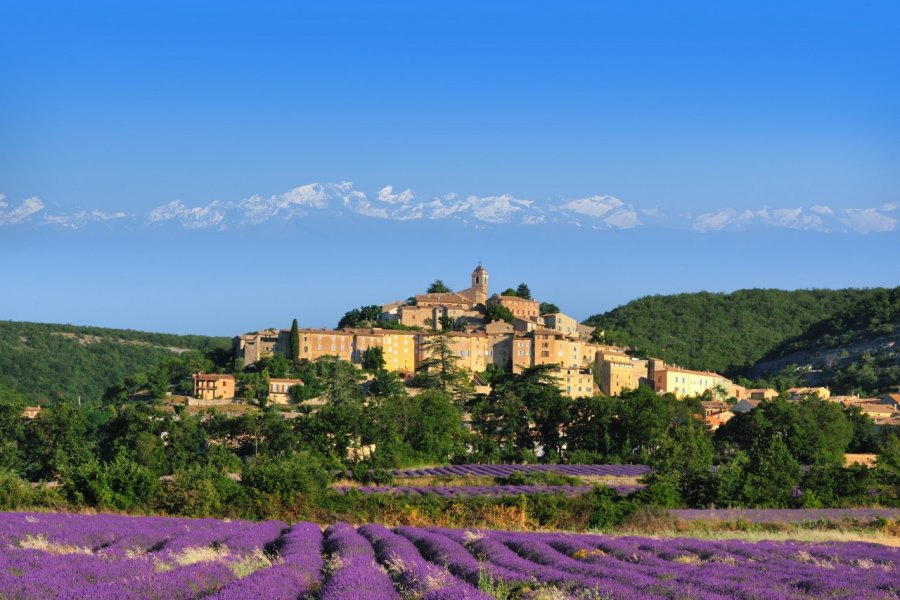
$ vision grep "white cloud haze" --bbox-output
[1,185,896,235]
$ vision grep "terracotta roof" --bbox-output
[269,378,303,384]
[192,373,235,381]
[656,367,729,379]
[415,293,470,303]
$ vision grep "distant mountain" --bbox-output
[0,321,231,404]
[751,287,900,394]
[583,288,889,376]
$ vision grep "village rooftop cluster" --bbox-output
[184,266,900,428]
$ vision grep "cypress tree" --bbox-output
[290,318,300,363]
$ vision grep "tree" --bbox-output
[566,396,618,462]
[290,318,300,363]
[501,288,519,297]
[516,283,532,300]
[539,302,560,315]
[485,303,514,324]
[361,347,386,372]
[427,280,451,294]
[337,305,382,329]
[741,435,802,507]
[415,331,473,402]
[301,357,365,459]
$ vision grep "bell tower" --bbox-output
[471,264,488,303]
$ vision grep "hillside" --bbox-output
[0,321,231,404]
[751,287,900,394]
[583,288,888,375]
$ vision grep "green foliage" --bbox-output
[500,288,519,297]
[485,303,514,324]
[365,389,467,466]
[415,332,474,402]
[715,397,853,465]
[516,283,532,300]
[0,469,62,510]
[0,321,230,404]
[583,288,887,375]
[361,347,386,371]
[427,280,452,294]
[539,302,560,315]
[741,435,803,507]
[241,452,329,499]
[337,305,382,329]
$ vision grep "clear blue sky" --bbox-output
[1,1,898,335]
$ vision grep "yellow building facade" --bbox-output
[192,373,236,400]
[598,352,648,396]
[552,367,595,398]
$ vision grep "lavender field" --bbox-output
[390,464,650,478]
[1,511,897,599]
[334,484,644,498]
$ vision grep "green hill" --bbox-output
[583,288,888,376]
[751,287,900,394]
[0,321,231,404]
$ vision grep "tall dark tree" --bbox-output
[290,318,300,363]
[516,283,532,300]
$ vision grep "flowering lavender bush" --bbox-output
[391,463,650,478]
[1,511,897,598]
[335,483,643,498]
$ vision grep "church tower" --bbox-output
[471,265,488,303]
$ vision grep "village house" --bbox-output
[597,350,649,396]
[788,386,831,400]
[21,406,42,419]
[745,388,779,401]
[268,378,303,405]
[653,366,733,399]
[232,329,281,365]
[192,373,236,400]
[732,398,760,413]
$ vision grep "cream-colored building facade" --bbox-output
[268,378,303,404]
[542,313,580,337]
[653,367,733,399]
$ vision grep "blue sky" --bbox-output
[1,1,898,335]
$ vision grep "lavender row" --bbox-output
[667,508,900,524]
[398,526,899,599]
[334,484,644,497]
[358,523,491,600]
[211,521,324,600]
[318,522,399,600]
[391,463,650,478]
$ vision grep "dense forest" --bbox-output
[584,288,892,376]
[752,287,900,394]
[0,321,231,404]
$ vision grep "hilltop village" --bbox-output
[190,265,865,426]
